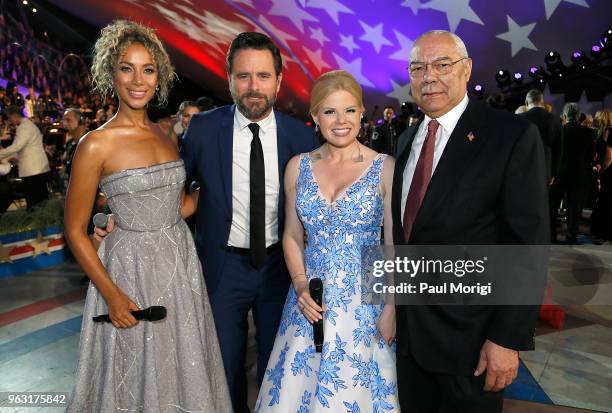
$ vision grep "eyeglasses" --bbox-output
[408,57,468,78]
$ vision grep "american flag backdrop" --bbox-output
[50,0,612,115]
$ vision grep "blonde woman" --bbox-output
[64,20,231,412]
[255,70,399,412]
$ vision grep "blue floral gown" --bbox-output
[255,153,400,413]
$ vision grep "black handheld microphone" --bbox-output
[92,306,167,323]
[309,278,324,353]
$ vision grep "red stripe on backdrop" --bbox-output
[0,287,86,328]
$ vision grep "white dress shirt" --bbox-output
[228,109,280,248]
[401,94,469,218]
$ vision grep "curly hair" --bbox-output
[91,20,175,106]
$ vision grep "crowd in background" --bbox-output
[0,16,610,245]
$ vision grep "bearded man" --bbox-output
[180,32,317,413]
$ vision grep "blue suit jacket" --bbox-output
[181,105,318,293]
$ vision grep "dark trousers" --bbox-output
[552,176,587,243]
[208,249,290,413]
[22,172,49,209]
[397,350,504,413]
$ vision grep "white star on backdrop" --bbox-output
[339,34,360,54]
[281,52,298,70]
[543,0,589,20]
[358,21,393,54]
[268,0,317,34]
[389,30,413,62]
[332,53,375,88]
[303,45,332,74]
[154,5,224,54]
[424,0,484,32]
[496,16,537,57]
[386,80,413,104]
[305,0,354,25]
[309,27,330,47]
[251,14,298,50]
[401,0,424,15]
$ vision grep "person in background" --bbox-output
[0,105,50,209]
[175,100,199,148]
[371,105,401,155]
[62,109,87,180]
[519,89,563,241]
[552,103,596,244]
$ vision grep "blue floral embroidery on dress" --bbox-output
[297,390,312,413]
[265,342,290,406]
[353,305,379,348]
[291,346,316,377]
[344,401,362,413]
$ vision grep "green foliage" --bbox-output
[0,199,63,236]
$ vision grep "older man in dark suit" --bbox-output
[393,30,548,412]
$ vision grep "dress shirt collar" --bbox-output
[422,93,469,135]
[234,107,276,136]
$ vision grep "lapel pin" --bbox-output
[467,131,476,142]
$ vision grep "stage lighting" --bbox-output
[32,7,37,12]
[22,0,28,4]
[513,72,523,84]
[600,28,612,49]
[496,69,511,88]
[545,51,565,71]
[472,84,484,97]
[528,66,547,84]
[571,50,589,70]
[591,44,602,59]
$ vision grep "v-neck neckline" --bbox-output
[308,153,381,206]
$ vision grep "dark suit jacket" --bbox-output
[520,106,563,182]
[371,121,398,155]
[559,122,596,184]
[181,105,318,294]
[393,100,548,376]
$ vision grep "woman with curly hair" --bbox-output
[64,20,231,412]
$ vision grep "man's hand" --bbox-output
[474,339,519,392]
[93,215,115,243]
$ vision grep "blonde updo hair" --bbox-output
[91,20,175,105]
[310,70,364,116]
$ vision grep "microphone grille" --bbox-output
[92,213,109,228]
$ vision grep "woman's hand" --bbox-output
[294,279,323,324]
[106,290,140,329]
[377,305,396,345]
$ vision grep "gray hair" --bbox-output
[563,102,581,122]
[410,30,469,62]
[525,89,543,106]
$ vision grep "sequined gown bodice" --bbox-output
[100,160,184,231]
[67,160,231,413]
[256,154,400,413]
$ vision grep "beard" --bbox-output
[232,90,276,120]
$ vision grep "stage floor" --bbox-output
[0,259,610,413]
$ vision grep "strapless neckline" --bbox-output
[100,159,184,185]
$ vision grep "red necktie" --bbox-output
[402,119,439,241]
